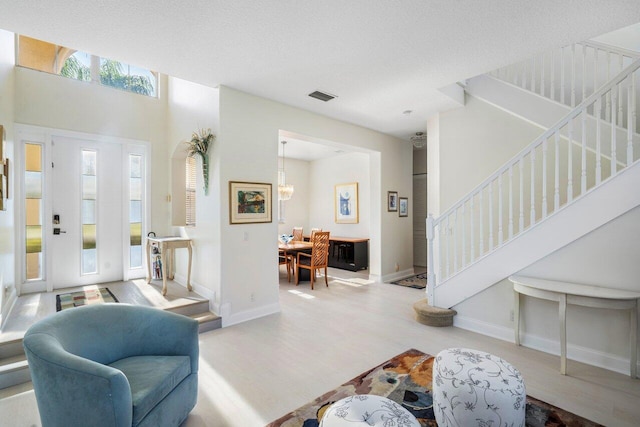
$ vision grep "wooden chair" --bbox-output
[296,231,330,290]
[279,249,293,282]
[310,228,322,242]
[292,227,304,241]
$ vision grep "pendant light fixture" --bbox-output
[278,140,294,201]
[411,131,427,149]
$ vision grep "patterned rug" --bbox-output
[390,273,427,289]
[56,287,119,312]
[266,349,602,427]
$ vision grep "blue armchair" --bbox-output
[23,304,199,427]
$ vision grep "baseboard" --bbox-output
[172,273,217,313]
[0,287,17,332]
[453,314,638,377]
[222,302,281,328]
[381,269,416,284]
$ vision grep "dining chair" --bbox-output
[296,231,330,290]
[292,227,304,241]
[310,228,322,242]
[279,249,292,282]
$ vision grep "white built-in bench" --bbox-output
[509,275,640,378]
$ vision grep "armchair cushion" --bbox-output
[109,355,191,426]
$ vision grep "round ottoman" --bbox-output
[432,348,526,427]
[320,394,420,427]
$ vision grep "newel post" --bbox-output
[426,214,436,307]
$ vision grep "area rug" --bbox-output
[56,287,119,311]
[266,348,602,427]
[390,273,427,289]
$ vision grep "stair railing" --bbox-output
[427,57,640,307]
[491,41,640,116]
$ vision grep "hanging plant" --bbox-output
[186,128,215,195]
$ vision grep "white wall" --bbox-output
[455,205,640,374]
[437,95,543,211]
[0,30,16,325]
[217,86,412,326]
[165,76,220,305]
[277,158,310,234]
[309,153,370,238]
[14,66,171,236]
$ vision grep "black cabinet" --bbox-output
[328,238,368,271]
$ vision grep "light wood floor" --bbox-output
[1,267,640,427]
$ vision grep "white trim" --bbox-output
[172,273,217,314]
[222,303,281,328]
[0,285,17,331]
[453,315,639,377]
[14,123,150,292]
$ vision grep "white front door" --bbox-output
[51,137,123,288]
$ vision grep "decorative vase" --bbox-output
[201,153,209,195]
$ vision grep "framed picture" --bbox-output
[399,197,409,217]
[335,182,359,224]
[229,181,272,224]
[387,191,398,212]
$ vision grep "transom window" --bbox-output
[17,35,158,97]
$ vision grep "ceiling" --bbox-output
[1,2,639,145]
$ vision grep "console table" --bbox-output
[510,275,640,378]
[327,236,369,271]
[147,236,193,296]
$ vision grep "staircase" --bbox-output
[0,298,220,391]
[427,41,640,309]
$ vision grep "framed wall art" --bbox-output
[399,197,409,217]
[335,182,359,224]
[229,181,272,224]
[387,191,398,212]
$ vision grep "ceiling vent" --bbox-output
[308,90,336,102]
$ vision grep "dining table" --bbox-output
[278,241,313,281]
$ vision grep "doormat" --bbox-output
[266,348,602,427]
[56,287,119,312]
[390,273,427,289]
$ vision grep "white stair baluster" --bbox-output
[612,86,618,176]
[561,46,566,105]
[619,54,624,127]
[519,159,524,232]
[488,184,494,251]
[445,215,450,279]
[479,190,484,256]
[470,196,475,262]
[498,176,503,245]
[530,150,536,226]
[542,138,548,218]
[606,51,611,122]
[568,118,574,202]
[628,75,634,166]
[596,97,602,185]
[540,52,546,96]
[582,44,587,103]
[508,165,514,238]
[554,132,560,211]
[581,110,587,194]
[461,203,466,268]
[571,44,576,107]
[550,50,555,101]
[593,47,598,97]
[453,210,458,272]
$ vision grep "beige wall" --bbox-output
[0,30,16,324]
[216,86,412,325]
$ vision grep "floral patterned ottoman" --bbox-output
[319,394,420,426]
[432,348,526,427]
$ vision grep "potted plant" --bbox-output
[186,128,215,195]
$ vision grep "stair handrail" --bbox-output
[578,40,640,60]
[427,56,640,306]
